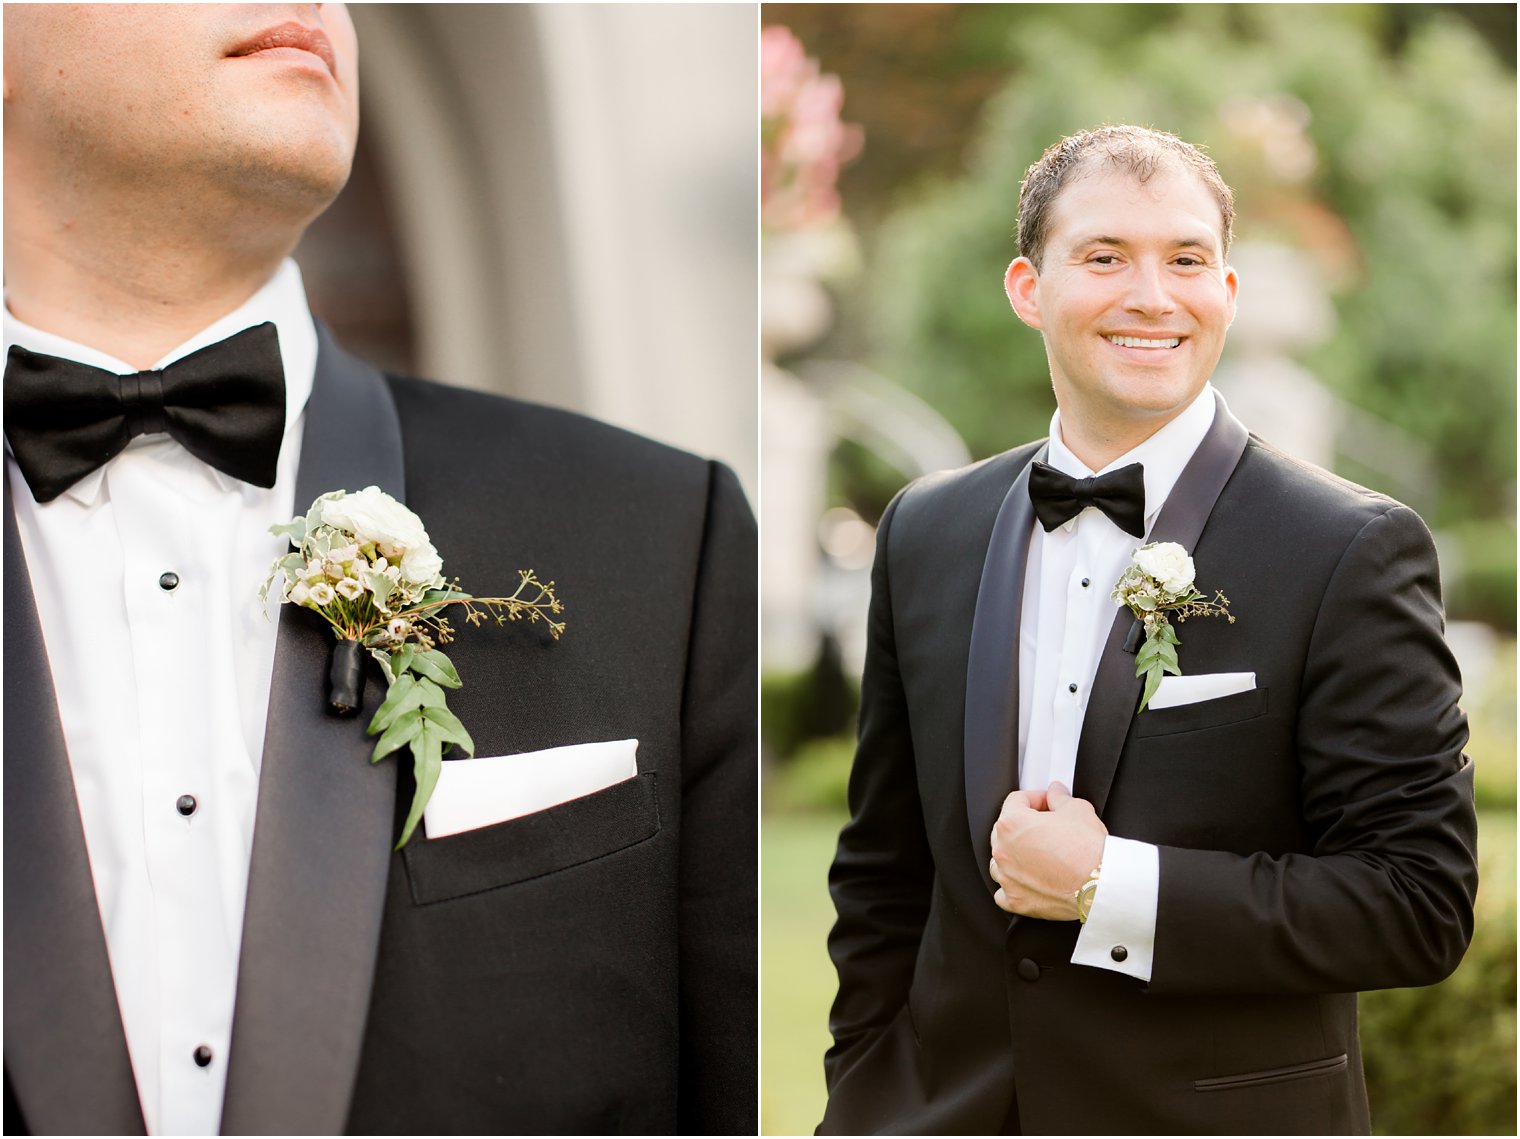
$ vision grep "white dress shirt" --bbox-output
[5,260,316,1136]
[1017,386,1217,983]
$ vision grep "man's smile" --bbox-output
[1104,334,1183,350]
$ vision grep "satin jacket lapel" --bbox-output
[220,325,404,1135]
[964,446,1046,893]
[1072,393,1250,816]
[3,483,147,1136]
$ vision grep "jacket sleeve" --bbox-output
[824,490,937,1086]
[676,461,758,1135]
[1150,503,1479,995]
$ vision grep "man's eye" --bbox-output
[1089,255,1119,265]
[1174,256,1203,267]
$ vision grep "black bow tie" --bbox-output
[4,322,286,503]
[1027,459,1147,538]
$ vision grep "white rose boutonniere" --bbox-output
[1111,541,1233,713]
[261,486,566,847]
[1130,542,1195,594]
[319,485,447,584]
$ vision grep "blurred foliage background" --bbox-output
[759,4,1516,1135]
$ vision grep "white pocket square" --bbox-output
[1148,672,1256,710]
[422,738,639,839]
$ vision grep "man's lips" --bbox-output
[226,22,337,76]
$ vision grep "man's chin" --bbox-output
[212,126,355,218]
[1106,378,1210,420]
[215,84,357,183]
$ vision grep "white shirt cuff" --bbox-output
[1071,835,1157,982]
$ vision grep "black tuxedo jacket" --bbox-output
[4,328,757,1135]
[821,398,1477,1135]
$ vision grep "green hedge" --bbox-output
[1361,812,1517,1134]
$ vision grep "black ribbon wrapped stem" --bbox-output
[328,638,365,715]
[1122,619,1145,655]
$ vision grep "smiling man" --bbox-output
[3,5,755,1135]
[820,125,1476,1134]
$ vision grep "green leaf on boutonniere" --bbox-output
[1140,660,1164,712]
[420,703,475,755]
[363,570,397,612]
[398,718,447,849]
[371,707,423,763]
[384,644,416,682]
[367,670,469,845]
[368,674,423,734]
[1135,624,1183,713]
[421,588,472,605]
[410,649,463,689]
[270,518,307,545]
[1135,642,1178,673]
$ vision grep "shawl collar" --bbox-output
[963,392,1249,886]
[963,445,1045,892]
[219,324,405,1134]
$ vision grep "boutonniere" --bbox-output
[260,486,565,847]
[1111,541,1232,713]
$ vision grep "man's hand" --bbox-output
[989,781,1107,919]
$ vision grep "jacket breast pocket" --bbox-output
[1131,685,1270,738]
[401,770,660,904]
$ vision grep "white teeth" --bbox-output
[1106,335,1181,349]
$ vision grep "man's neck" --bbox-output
[5,246,290,371]
[3,181,300,369]
[1054,399,1203,472]
[1056,419,1164,473]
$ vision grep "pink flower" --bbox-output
[761,25,863,231]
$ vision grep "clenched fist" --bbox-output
[989,781,1106,919]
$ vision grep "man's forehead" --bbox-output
[1046,163,1226,250]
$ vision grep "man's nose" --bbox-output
[1123,261,1176,315]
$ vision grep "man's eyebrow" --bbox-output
[1068,234,1220,254]
[1071,234,1128,248]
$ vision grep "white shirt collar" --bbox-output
[1045,385,1219,534]
[4,258,318,506]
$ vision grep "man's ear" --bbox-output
[1004,257,1042,330]
[1222,264,1240,327]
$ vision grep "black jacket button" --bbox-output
[1016,957,1040,982]
[176,795,198,817]
[193,1045,213,1067]
[159,572,180,591]
[1110,945,1129,962]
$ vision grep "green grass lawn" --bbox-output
[761,810,847,1136]
[762,808,1516,1136]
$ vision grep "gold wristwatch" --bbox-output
[1074,864,1102,924]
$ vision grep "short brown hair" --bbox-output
[1016,125,1236,270]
